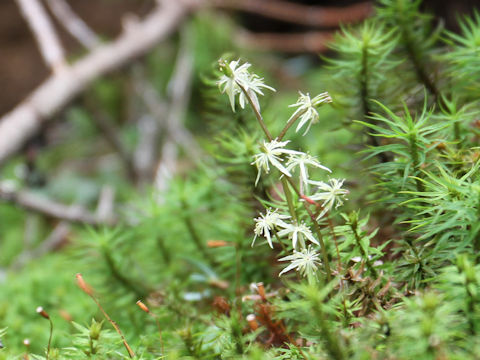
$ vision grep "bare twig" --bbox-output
[0,183,115,225]
[46,0,100,50]
[0,1,190,166]
[0,0,370,168]
[210,0,373,28]
[15,0,66,71]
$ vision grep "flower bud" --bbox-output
[89,319,103,340]
[207,240,230,248]
[218,59,233,77]
[246,314,258,331]
[256,282,266,301]
[76,273,93,296]
[136,300,150,313]
[36,306,50,319]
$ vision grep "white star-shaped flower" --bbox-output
[285,153,331,190]
[279,246,321,277]
[277,222,319,249]
[253,208,291,248]
[251,139,302,186]
[217,59,275,112]
[288,92,332,135]
[308,178,349,219]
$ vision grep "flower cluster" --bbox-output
[217,59,275,112]
[217,58,347,279]
[277,222,319,249]
[308,178,349,219]
[251,139,301,186]
[289,92,332,135]
[253,208,290,248]
[279,246,321,277]
[286,152,331,191]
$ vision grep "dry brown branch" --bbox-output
[210,0,373,28]
[0,0,191,166]
[238,30,334,53]
[15,0,66,71]
[0,0,370,168]
[0,183,115,226]
[46,0,101,50]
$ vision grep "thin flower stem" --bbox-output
[327,215,342,273]
[277,109,305,141]
[153,316,165,355]
[102,248,149,298]
[89,336,95,356]
[236,81,273,141]
[236,81,299,224]
[408,133,425,192]
[46,318,53,360]
[308,213,332,282]
[280,178,298,222]
[235,242,242,298]
[350,220,378,278]
[273,230,288,254]
[91,296,135,358]
[180,199,216,266]
[237,81,332,281]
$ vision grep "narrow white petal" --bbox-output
[265,230,274,249]
[279,262,298,276]
[292,232,298,249]
[304,231,319,245]
[269,158,292,177]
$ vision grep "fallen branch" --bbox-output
[0,0,371,167]
[0,183,115,226]
[46,0,100,50]
[15,0,66,71]
[0,0,191,166]
[210,0,373,28]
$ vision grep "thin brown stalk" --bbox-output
[76,274,135,358]
[277,109,305,141]
[235,82,273,141]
